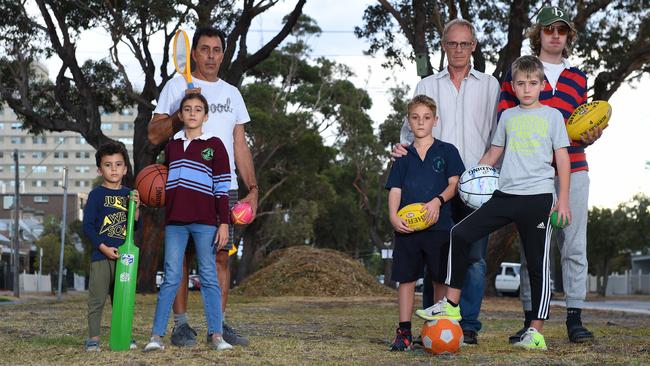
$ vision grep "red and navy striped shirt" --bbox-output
[164,133,231,226]
[498,66,589,172]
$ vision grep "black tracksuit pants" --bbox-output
[446,190,554,320]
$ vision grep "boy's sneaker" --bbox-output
[513,328,547,350]
[171,323,197,347]
[144,337,165,352]
[223,323,249,346]
[209,336,233,351]
[130,340,137,350]
[508,326,528,344]
[389,327,413,351]
[415,298,461,321]
[85,339,100,352]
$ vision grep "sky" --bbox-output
[41,0,650,209]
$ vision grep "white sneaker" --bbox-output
[144,337,165,352]
[210,337,233,351]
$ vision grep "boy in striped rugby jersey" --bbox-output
[145,93,232,352]
[499,6,602,344]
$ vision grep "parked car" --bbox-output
[155,271,201,291]
[495,262,521,296]
[155,271,164,289]
[188,274,201,290]
[495,262,555,297]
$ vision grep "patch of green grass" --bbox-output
[0,296,13,302]
[0,293,649,365]
[32,335,80,346]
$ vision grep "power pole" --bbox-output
[12,149,20,298]
[56,167,68,301]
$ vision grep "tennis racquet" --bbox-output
[173,29,194,88]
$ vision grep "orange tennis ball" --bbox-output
[231,202,254,225]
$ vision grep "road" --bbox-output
[551,299,650,315]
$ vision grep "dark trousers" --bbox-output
[446,191,554,320]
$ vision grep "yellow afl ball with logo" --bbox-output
[566,101,611,140]
[397,203,432,231]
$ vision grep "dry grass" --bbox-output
[233,246,393,297]
[1,292,649,365]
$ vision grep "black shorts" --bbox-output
[392,230,450,283]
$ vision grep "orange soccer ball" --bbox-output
[421,318,463,354]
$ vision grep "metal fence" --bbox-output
[588,270,650,295]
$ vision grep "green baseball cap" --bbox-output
[536,6,573,28]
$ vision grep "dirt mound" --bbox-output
[233,246,393,297]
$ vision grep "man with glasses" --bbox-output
[392,19,500,345]
[148,26,257,348]
[498,6,601,344]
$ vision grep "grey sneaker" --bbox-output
[171,323,197,347]
[223,323,249,346]
[144,337,165,352]
[85,339,99,352]
[207,335,233,351]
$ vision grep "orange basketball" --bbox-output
[135,164,168,207]
[421,319,463,355]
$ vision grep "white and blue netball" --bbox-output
[458,165,499,209]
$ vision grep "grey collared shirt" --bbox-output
[400,67,501,168]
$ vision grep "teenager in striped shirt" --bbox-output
[498,6,603,344]
[145,93,232,352]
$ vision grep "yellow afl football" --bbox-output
[397,203,432,231]
[566,100,612,140]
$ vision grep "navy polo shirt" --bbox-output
[386,139,465,231]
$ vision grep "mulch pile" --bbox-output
[233,246,393,297]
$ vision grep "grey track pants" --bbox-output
[521,170,589,310]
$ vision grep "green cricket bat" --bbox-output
[109,191,139,351]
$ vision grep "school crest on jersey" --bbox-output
[202,147,214,161]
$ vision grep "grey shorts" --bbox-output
[225,189,238,251]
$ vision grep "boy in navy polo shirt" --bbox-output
[386,95,464,351]
[83,143,140,351]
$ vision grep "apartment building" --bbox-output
[0,105,136,195]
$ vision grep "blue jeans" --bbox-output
[423,235,488,332]
[458,236,488,332]
[152,224,223,336]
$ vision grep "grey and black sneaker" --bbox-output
[462,330,478,345]
[171,323,197,347]
[223,323,249,346]
[508,326,528,344]
[85,339,100,352]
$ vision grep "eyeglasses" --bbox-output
[542,25,569,36]
[444,41,474,50]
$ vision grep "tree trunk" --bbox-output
[136,207,166,292]
[485,224,519,295]
[492,0,531,82]
[235,229,257,283]
[600,259,610,297]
